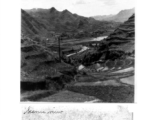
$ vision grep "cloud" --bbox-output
[97,0,116,6]
[75,0,87,5]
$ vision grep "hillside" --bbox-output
[105,14,135,53]
[93,8,135,23]
[23,7,120,35]
[21,35,76,94]
[21,9,49,38]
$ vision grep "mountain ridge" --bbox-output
[92,8,135,23]
[22,7,120,37]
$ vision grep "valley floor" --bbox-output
[21,28,134,103]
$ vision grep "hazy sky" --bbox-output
[22,0,135,17]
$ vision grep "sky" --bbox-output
[21,0,135,17]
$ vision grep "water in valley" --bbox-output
[66,36,107,57]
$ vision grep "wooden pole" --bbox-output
[58,37,61,62]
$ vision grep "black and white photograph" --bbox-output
[21,0,135,102]
[2,0,152,120]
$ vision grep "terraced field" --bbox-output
[25,58,134,103]
[21,36,134,103]
[65,58,134,102]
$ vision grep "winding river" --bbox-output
[66,36,107,57]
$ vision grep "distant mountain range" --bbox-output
[22,7,120,37]
[92,8,135,23]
